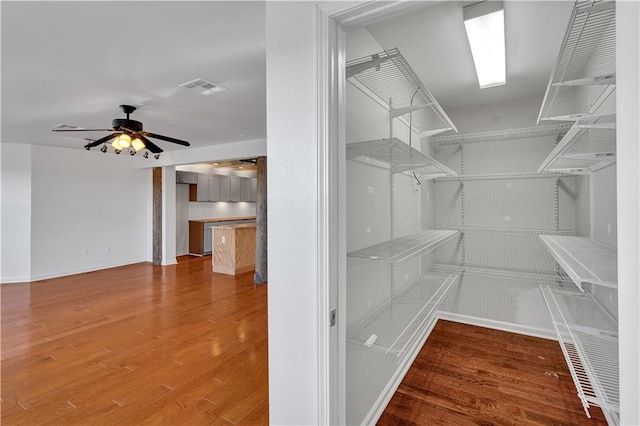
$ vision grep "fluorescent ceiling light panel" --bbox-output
[464,1,506,88]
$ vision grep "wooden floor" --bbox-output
[378,319,608,426]
[1,256,268,425]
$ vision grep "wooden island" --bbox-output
[212,223,256,275]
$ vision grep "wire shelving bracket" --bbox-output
[538,0,616,122]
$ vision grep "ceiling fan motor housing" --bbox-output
[112,118,143,132]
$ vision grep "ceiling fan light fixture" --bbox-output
[131,137,145,151]
[100,145,108,153]
[115,149,122,155]
[118,134,131,148]
[154,154,161,160]
[143,151,149,159]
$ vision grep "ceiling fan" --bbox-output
[52,105,190,157]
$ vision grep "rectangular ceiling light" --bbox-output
[463,1,506,89]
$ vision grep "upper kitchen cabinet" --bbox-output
[176,171,197,184]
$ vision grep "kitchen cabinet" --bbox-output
[240,177,252,202]
[212,223,256,275]
[196,173,209,201]
[208,175,220,201]
[250,178,257,202]
[176,171,197,184]
[188,217,256,255]
[219,175,230,201]
[229,176,240,202]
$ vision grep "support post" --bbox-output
[152,167,162,265]
[254,156,268,283]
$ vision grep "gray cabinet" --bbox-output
[176,171,197,184]
[219,175,230,201]
[240,177,252,202]
[208,175,220,201]
[250,178,257,202]
[229,176,240,202]
[196,173,209,201]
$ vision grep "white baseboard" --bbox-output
[437,311,557,341]
[24,258,150,282]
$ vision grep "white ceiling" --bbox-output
[1,1,265,152]
[2,1,574,153]
[363,1,574,111]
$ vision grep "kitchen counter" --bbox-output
[188,217,256,255]
[189,216,255,224]
[212,224,256,275]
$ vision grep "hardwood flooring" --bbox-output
[378,319,608,426]
[1,256,268,425]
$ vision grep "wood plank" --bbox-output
[152,167,162,265]
[1,257,268,425]
[378,319,608,425]
[254,155,267,284]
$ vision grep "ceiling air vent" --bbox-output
[179,78,227,95]
[52,123,82,130]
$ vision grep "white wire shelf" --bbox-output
[439,225,575,236]
[538,0,616,122]
[434,171,572,182]
[433,124,572,145]
[347,274,458,357]
[346,48,456,136]
[540,286,619,424]
[538,114,616,175]
[347,138,457,176]
[431,263,570,284]
[539,235,617,291]
[348,230,457,263]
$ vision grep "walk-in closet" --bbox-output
[344,1,619,424]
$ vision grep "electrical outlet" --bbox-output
[105,247,111,254]
[82,249,89,256]
[221,236,226,244]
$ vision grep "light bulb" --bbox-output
[131,137,145,151]
[118,134,131,148]
[112,139,122,150]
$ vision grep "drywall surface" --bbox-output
[265,3,322,424]
[616,4,640,423]
[30,145,150,280]
[444,97,544,134]
[0,144,32,283]
[591,164,617,248]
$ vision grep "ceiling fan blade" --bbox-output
[52,128,114,132]
[84,132,121,149]
[139,135,163,154]
[145,132,190,147]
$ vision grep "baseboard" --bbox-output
[436,311,557,341]
[27,258,150,282]
[0,275,32,284]
[162,258,178,266]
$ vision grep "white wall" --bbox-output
[266,3,322,424]
[616,2,640,424]
[1,144,32,282]
[29,145,150,280]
